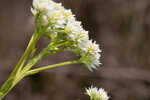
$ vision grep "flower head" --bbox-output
[81,41,101,71]
[31,0,101,71]
[86,86,109,100]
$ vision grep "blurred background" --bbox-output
[0,0,150,100]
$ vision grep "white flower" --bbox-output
[86,86,109,100]
[33,0,50,12]
[32,0,66,27]
[76,30,89,51]
[31,0,101,71]
[81,41,101,71]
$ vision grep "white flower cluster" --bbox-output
[81,41,101,71]
[86,86,109,100]
[31,0,101,70]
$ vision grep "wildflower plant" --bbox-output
[0,0,102,99]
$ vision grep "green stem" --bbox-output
[0,60,80,99]
[13,33,39,77]
[0,13,47,99]
[25,60,80,76]
[0,30,81,99]
[21,51,45,74]
[0,33,40,100]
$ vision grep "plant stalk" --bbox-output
[0,33,40,100]
[25,60,80,76]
